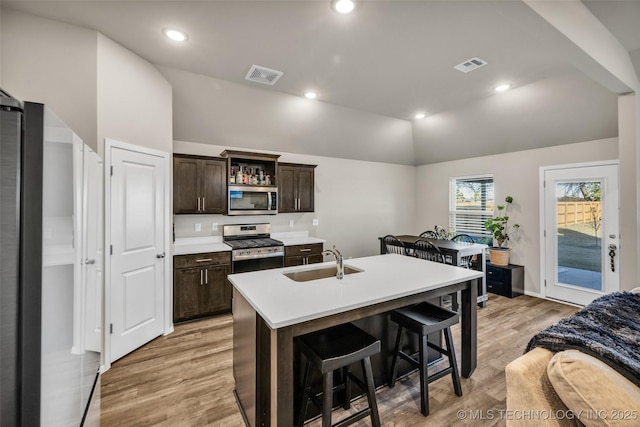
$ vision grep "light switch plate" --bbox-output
[289,219,294,227]
[212,223,218,231]
[195,223,202,232]
[312,219,319,226]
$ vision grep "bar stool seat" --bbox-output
[296,322,381,427]
[388,301,463,416]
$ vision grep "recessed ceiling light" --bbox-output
[163,28,188,42]
[332,0,355,14]
[414,112,426,120]
[304,91,318,99]
[495,84,511,92]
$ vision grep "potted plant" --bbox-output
[484,195,520,266]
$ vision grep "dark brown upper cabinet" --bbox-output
[173,154,226,214]
[278,163,316,213]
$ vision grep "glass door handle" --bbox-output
[608,244,617,272]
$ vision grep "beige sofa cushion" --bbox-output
[505,347,582,427]
[547,350,640,427]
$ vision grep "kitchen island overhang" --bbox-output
[229,253,482,427]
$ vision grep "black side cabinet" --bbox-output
[486,263,524,298]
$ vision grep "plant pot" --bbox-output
[489,247,510,266]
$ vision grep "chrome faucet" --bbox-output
[322,246,344,280]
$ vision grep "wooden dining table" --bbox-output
[379,235,488,307]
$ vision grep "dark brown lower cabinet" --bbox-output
[284,243,323,267]
[174,252,232,322]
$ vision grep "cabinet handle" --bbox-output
[205,269,208,284]
[200,269,203,285]
[197,197,201,212]
[202,197,205,211]
[299,248,311,252]
[196,258,213,263]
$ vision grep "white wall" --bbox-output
[158,66,415,166]
[0,8,98,149]
[173,141,416,259]
[97,34,173,156]
[414,137,621,294]
[618,94,638,289]
[1,9,173,157]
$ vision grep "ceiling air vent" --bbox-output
[453,57,488,73]
[245,65,284,86]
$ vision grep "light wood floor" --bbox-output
[100,294,577,426]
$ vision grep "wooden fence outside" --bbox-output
[557,201,602,227]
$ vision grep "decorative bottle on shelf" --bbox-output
[230,167,236,184]
[242,167,248,184]
[236,167,243,184]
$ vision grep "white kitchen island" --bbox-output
[229,253,482,427]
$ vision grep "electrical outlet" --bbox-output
[312,219,319,226]
[289,219,294,228]
[212,223,218,231]
[195,223,202,232]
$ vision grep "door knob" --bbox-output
[156,253,165,259]
[85,258,95,265]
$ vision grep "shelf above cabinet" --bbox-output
[220,150,280,187]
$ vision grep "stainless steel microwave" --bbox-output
[227,185,278,215]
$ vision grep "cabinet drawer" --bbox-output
[285,243,323,257]
[486,280,507,297]
[174,252,230,268]
[486,265,505,282]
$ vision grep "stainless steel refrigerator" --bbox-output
[1,91,101,426]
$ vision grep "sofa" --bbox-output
[505,288,640,427]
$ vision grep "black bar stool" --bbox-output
[296,322,381,427]
[388,302,462,416]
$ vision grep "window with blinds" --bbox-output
[449,176,494,243]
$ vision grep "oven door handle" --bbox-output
[267,192,272,211]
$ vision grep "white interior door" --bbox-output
[542,163,619,306]
[83,147,103,353]
[108,143,166,362]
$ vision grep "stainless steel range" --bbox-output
[223,223,284,273]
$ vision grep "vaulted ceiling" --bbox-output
[4,1,639,165]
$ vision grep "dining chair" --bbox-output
[382,235,408,256]
[414,239,458,310]
[419,230,438,239]
[451,234,476,268]
[413,239,444,263]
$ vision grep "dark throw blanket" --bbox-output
[526,291,640,388]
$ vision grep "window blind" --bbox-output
[449,176,494,239]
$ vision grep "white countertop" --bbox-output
[173,236,231,256]
[228,253,482,329]
[172,232,325,255]
[271,231,326,246]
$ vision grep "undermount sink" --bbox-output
[283,265,363,282]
